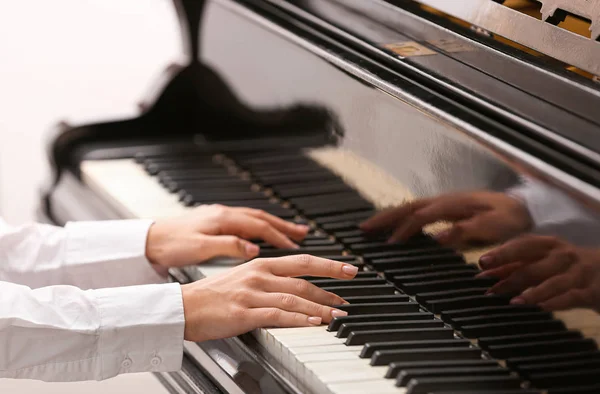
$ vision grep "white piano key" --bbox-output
[328,379,403,394]
[305,359,388,384]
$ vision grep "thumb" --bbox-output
[196,235,260,262]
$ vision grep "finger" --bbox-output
[360,200,428,232]
[226,212,299,249]
[196,235,260,261]
[234,208,309,241]
[250,308,323,328]
[263,277,346,306]
[259,255,359,279]
[439,213,510,249]
[250,292,347,324]
[476,261,523,281]
[539,289,592,311]
[388,196,480,243]
[513,271,579,306]
[478,235,559,270]
[486,254,573,296]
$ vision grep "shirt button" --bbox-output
[150,356,162,367]
[121,358,133,368]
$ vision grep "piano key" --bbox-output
[415,287,489,303]
[290,192,369,207]
[441,305,543,325]
[342,295,409,304]
[361,339,471,358]
[384,263,477,278]
[257,172,341,186]
[386,359,500,379]
[273,182,352,198]
[303,204,374,218]
[460,320,566,338]
[451,311,554,330]
[424,295,514,314]
[396,366,509,387]
[371,254,467,271]
[405,376,522,394]
[317,255,362,263]
[327,380,402,394]
[328,312,434,332]
[333,229,368,238]
[517,358,600,379]
[335,302,420,315]
[337,320,444,338]
[309,278,388,288]
[182,191,267,205]
[548,384,600,394]
[322,284,397,297]
[322,221,362,231]
[372,347,482,365]
[392,270,476,284]
[258,245,345,258]
[529,369,600,388]
[315,211,377,225]
[400,277,499,295]
[430,392,540,394]
[506,350,600,371]
[478,330,583,351]
[363,248,458,261]
[165,178,253,192]
[346,327,455,345]
[486,338,597,360]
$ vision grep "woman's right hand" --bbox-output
[180,255,357,342]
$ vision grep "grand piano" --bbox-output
[40,0,600,393]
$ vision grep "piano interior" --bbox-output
[41,0,600,393]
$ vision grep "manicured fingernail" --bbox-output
[296,224,310,232]
[331,309,348,318]
[308,316,322,325]
[510,296,526,305]
[342,265,359,276]
[245,243,259,256]
[479,255,493,269]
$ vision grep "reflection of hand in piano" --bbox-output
[180,255,356,342]
[479,234,600,312]
[360,191,533,249]
[146,204,309,268]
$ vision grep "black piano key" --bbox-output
[460,320,566,338]
[386,359,500,379]
[415,287,489,304]
[430,392,540,394]
[258,172,341,186]
[548,384,600,394]
[182,191,266,205]
[258,245,345,258]
[346,328,454,345]
[479,331,583,351]
[165,178,253,192]
[299,239,338,246]
[342,295,410,304]
[371,254,466,271]
[425,295,513,315]
[315,211,377,226]
[487,338,597,360]
[328,312,434,332]
[363,247,457,261]
[276,184,354,199]
[334,229,369,238]
[335,302,420,315]
[322,284,396,297]
[373,348,482,366]
[441,305,542,325]
[405,376,522,394]
[337,320,444,338]
[304,205,374,218]
[385,263,477,278]
[518,358,600,379]
[530,369,600,388]
[393,270,476,284]
[401,277,498,295]
[290,192,369,206]
[322,221,361,231]
[309,278,387,288]
[397,366,509,387]
[506,350,600,371]
[361,339,470,358]
[452,311,553,330]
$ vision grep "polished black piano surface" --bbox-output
[41,0,600,393]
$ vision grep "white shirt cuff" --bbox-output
[91,282,185,379]
[63,220,166,288]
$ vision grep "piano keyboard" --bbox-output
[81,144,600,394]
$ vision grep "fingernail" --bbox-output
[308,316,322,325]
[342,265,359,276]
[479,255,493,269]
[510,296,526,305]
[245,243,259,256]
[291,243,300,249]
[434,230,451,243]
[485,290,495,296]
[296,224,310,232]
[331,309,348,318]
[475,272,488,278]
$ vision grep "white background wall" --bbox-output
[0,0,183,391]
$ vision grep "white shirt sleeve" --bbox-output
[0,218,186,381]
[508,177,600,247]
[0,218,166,289]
